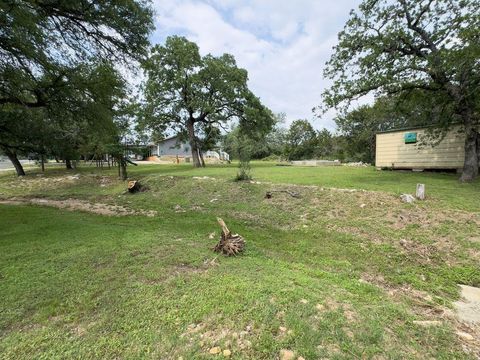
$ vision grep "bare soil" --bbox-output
[0,197,157,217]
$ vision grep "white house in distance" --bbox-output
[375,125,467,171]
[147,135,229,162]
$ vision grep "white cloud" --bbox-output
[151,0,363,130]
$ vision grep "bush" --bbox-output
[235,160,252,181]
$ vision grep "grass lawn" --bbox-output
[0,163,479,359]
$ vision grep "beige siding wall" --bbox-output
[375,126,465,169]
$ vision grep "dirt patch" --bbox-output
[468,236,480,243]
[141,261,216,285]
[230,210,259,223]
[468,249,480,261]
[180,319,255,356]
[388,210,432,229]
[0,197,157,217]
[327,224,385,244]
[359,273,439,310]
[454,322,480,357]
[454,285,480,325]
[171,263,208,275]
[5,174,81,189]
[360,274,480,356]
[193,176,216,181]
[398,239,438,264]
[96,176,114,187]
[386,207,480,231]
[307,185,480,231]
[4,173,126,192]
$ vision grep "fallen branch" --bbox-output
[265,190,301,199]
[213,218,245,256]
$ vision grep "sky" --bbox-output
[150,0,362,130]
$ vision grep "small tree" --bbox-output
[234,134,254,181]
[223,112,287,161]
[285,120,317,160]
[235,93,275,180]
[313,129,335,160]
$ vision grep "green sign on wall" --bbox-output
[404,132,417,144]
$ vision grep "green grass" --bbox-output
[0,163,479,359]
[5,161,478,210]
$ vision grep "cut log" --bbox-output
[213,218,245,256]
[416,184,425,200]
[127,180,147,193]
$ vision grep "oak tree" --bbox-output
[0,0,153,175]
[142,36,272,167]
[322,0,480,181]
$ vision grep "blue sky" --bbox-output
[151,0,362,130]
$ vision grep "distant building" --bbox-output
[149,136,191,157]
[204,150,230,161]
[375,125,466,171]
[148,135,229,162]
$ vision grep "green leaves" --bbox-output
[322,0,480,111]
[1,0,154,68]
[142,36,273,167]
[284,120,317,160]
[143,36,252,128]
[0,0,154,165]
[321,0,480,180]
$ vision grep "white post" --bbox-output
[416,184,425,200]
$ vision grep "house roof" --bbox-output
[376,123,450,135]
[158,135,181,142]
[148,135,182,146]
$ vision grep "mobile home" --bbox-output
[375,125,466,171]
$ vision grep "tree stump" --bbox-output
[213,218,245,256]
[128,180,145,193]
[416,183,425,200]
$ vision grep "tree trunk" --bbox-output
[477,130,480,171]
[65,158,73,169]
[4,148,25,176]
[118,157,127,180]
[199,148,205,167]
[460,116,478,182]
[40,154,45,172]
[187,118,202,167]
[415,184,425,200]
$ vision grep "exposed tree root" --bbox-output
[213,218,245,256]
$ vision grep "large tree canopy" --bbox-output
[322,0,480,181]
[1,0,153,108]
[142,36,273,167]
[0,0,153,175]
[0,62,126,173]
